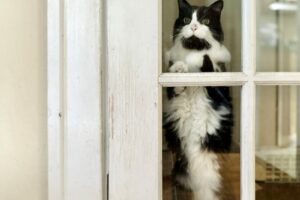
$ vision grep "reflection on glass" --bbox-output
[257,0,299,72]
[256,86,300,199]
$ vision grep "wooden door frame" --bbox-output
[47,0,105,199]
[47,0,300,200]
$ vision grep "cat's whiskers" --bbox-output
[171,27,185,39]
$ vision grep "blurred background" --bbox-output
[255,0,300,199]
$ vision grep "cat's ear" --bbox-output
[178,0,191,11]
[209,0,224,13]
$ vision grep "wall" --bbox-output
[0,0,47,200]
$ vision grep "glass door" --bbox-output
[255,0,300,199]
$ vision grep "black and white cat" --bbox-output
[164,0,233,199]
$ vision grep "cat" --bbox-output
[163,0,233,200]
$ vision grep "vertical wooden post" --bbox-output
[241,0,256,199]
[107,0,162,199]
[48,0,104,199]
[48,0,64,199]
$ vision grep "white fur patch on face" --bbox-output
[181,11,210,40]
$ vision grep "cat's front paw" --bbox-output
[174,87,186,95]
[169,61,188,73]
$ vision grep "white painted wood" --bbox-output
[242,0,256,76]
[48,0,104,199]
[241,82,256,200]
[241,0,256,199]
[160,72,300,87]
[47,0,64,199]
[107,0,162,199]
[254,73,300,85]
[159,72,247,86]
[64,0,103,199]
[46,0,300,199]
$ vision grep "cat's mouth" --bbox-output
[181,36,211,51]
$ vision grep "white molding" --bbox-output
[107,0,162,199]
[159,72,300,87]
[242,1,256,76]
[241,82,256,200]
[46,0,300,199]
[64,0,103,199]
[254,73,300,85]
[47,0,104,199]
[241,0,256,199]
[47,0,64,199]
[159,72,247,86]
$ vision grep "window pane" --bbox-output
[257,0,300,72]
[162,0,241,72]
[256,86,300,199]
[163,86,240,200]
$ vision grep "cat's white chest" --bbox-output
[185,52,205,72]
[167,41,231,72]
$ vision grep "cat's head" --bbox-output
[173,0,224,49]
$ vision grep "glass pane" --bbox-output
[257,0,299,72]
[163,86,240,200]
[162,0,241,73]
[256,86,300,199]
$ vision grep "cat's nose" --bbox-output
[191,24,198,32]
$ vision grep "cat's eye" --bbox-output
[183,17,191,24]
[201,18,210,25]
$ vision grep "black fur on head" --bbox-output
[174,0,224,44]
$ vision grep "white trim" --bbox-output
[254,73,300,85]
[47,0,104,199]
[64,0,103,199]
[107,0,162,199]
[45,0,300,199]
[241,0,256,199]
[242,1,256,76]
[159,72,300,87]
[241,82,256,200]
[47,0,64,199]
[159,72,247,86]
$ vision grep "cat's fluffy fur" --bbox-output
[164,1,233,199]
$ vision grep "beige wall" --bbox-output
[0,0,47,200]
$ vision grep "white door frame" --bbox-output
[47,0,300,199]
[47,0,105,199]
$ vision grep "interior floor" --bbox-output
[163,151,300,200]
